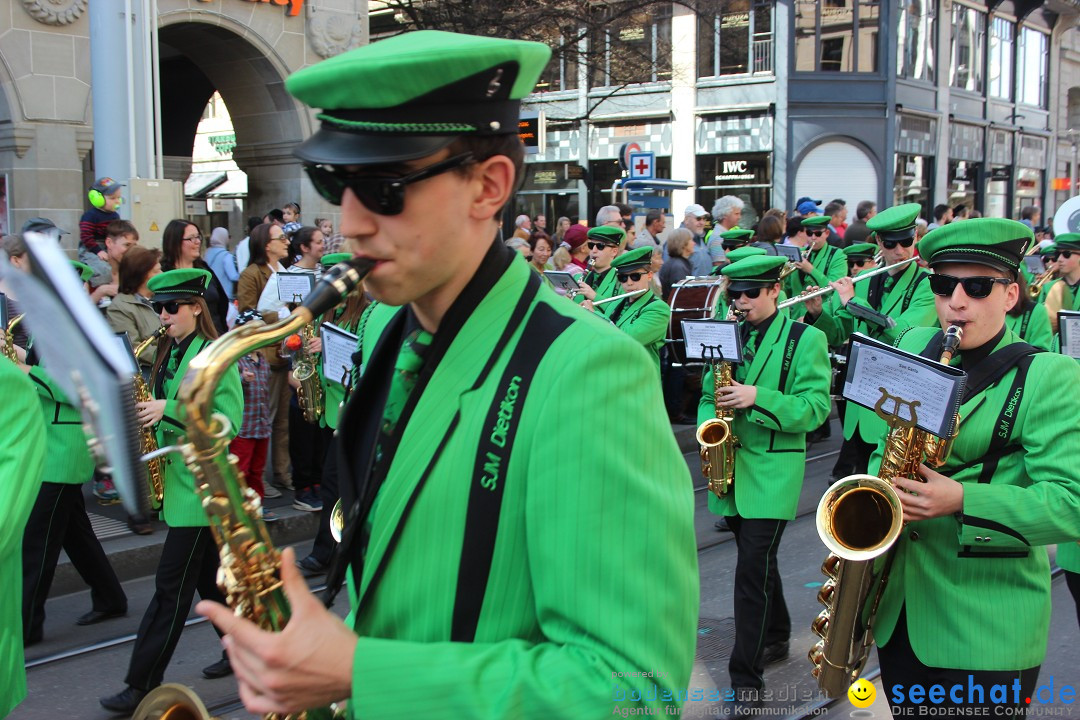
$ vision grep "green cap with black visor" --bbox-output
[720,255,787,292]
[147,269,211,303]
[917,218,1033,276]
[609,246,653,273]
[720,227,754,249]
[1053,233,1080,252]
[843,242,877,262]
[710,245,765,275]
[587,225,626,247]
[865,203,921,243]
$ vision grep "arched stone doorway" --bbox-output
[157,15,310,221]
[793,138,881,211]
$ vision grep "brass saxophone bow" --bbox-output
[696,304,744,498]
[1,313,25,362]
[292,320,325,424]
[132,258,373,720]
[809,325,962,697]
[134,326,168,510]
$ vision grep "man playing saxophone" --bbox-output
[866,219,1080,715]
[698,255,830,714]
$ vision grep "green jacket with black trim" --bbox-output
[783,242,847,298]
[153,334,243,527]
[1005,300,1053,351]
[870,326,1080,670]
[27,365,96,484]
[601,289,670,371]
[698,312,831,520]
[0,358,46,718]
[335,248,698,718]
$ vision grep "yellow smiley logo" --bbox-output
[848,678,876,708]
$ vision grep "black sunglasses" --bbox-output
[303,153,475,214]
[806,229,826,237]
[587,241,615,251]
[728,288,762,300]
[881,238,915,249]
[153,300,195,315]
[1051,251,1074,261]
[617,271,648,282]
[928,274,1012,299]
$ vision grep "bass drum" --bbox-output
[666,276,726,366]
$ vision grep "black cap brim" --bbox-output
[927,253,1016,276]
[293,126,457,165]
[727,279,776,292]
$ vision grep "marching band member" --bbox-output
[805,203,938,477]
[101,269,243,713]
[1004,273,1053,350]
[1031,242,1071,335]
[784,215,846,300]
[197,31,697,718]
[598,246,670,371]
[1051,234,1080,316]
[575,225,626,304]
[867,218,1080,715]
[699,255,830,713]
[20,260,128,647]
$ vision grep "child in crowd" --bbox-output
[79,177,124,285]
[282,202,302,237]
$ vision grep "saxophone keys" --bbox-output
[816,579,836,607]
[821,554,841,579]
[811,610,830,638]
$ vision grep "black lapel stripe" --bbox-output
[960,515,1030,546]
[452,301,573,642]
[975,352,1036,485]
[776,320,806,393]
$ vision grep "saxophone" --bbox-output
[291,320,325,424]
[134,326,168,510]
[1,313,25,362]
[132,258,373,720]
[696,304,744,498]
[809,325,962,697]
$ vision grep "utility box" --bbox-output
[128,179,183,250]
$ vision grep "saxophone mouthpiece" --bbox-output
[943,325,963,352]
[301,257,376,317]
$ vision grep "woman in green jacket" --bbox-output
[100,268,243,714]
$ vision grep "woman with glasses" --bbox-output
[236,223,293,499]
[100,268,243,714]
[698,255,830,713]
[595,246,669,371]
[160,219,230,334]
[805,203,939,478]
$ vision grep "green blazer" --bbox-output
[813,262,939,446]
[336,248,699,718]
[0,358,46,718]
[698,314,831,520]
[154,334,243,527]
[870,326,1080,670]
[1058,542,1080,573]
[602,289,670,370]
[27,366,96,484]
[1005,300,1053,351]
[784,243,847,298]
[584,266,620,303]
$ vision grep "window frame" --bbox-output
[793,0,882,74]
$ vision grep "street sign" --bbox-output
[628,151,655,181]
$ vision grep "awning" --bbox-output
[184,171,227,198]
[206,170,248,198]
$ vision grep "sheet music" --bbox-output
[544,271,580,292]
[277,272,316,303]
[113,332,140,375]
[0,291,7,329]
[1059,311,1080,359]
[844,334,966,437]
[775,244,803,264]
[321,322,358,386]
[1024,255,1046,275]
[680,319,743,362]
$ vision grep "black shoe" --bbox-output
[202,656,233,679]
[297,554,328,575]
[76,608,126,626]
[24,630,42,647]
[714,517,732,532]
[761,640,790,665]
[730,688,763,716]
[100,686,149,714]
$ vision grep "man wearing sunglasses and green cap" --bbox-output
[598,246,670,371]
[196,30,697,719]
[804,202,939,477]
[861,217,1080,716]
[575,224,627,305]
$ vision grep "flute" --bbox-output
[777,257,917,310]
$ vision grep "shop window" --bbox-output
[535,30,580,93]
[894,154,932,221]
[987,17,1013,100]
[794,0,880,73]
[950,5,985,94]
[589,4,672,88]
[696,153,772,227]
[697,1,774,78]
[897,0,935,82]
[1017,27,1049,108]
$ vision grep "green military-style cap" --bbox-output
[147,268,212,303]
[866,203,921,242]
[1039,242,1058,255]
[918,218,1033,275]
[800,215,830,228]
[70,260,93,283]
[1054,233,1080,251]
[286,31,551,165]
[844,242,877,261]
[587,225,626,246]
[710,245,765,275]
[610,246,653,272]
[721,255,786,291]
[320,252,353,267]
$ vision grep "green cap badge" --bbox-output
[287,31,551,165]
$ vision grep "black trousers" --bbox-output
[879,608,1040,717]
[22,482,127,642]
[288,402,332,493]
[308,433,341,565]
[125,526,225,691]
[1066,570,1080,631]
[726,515,790,689]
